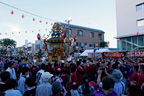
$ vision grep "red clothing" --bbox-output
[47,66,54,74]
[136,73,144,93]
[89,81,98,89]
[68,72,78,96]
[85,65,92,75]
[61,67,69,83]
[77,66,85,84]
[128,72,138,96]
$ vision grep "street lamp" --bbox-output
[65,17,72,38]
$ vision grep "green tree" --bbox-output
[99,41,108,48]
[0,38,16,50]
[17,50,24,56]
[37,49,44,62]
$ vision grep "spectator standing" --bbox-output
[51,81,63,96]
[36,72,53,96]
[0,71,10,92]
[5,79,22,96]
[71,82,79,96]
[17,67,29,95]
[94,77,118,96]
[78,75,95,96]
[23,77,36,96]
[110,69,125,96]
[6,61,17,80]
[36,63,45,84]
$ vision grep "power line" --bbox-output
[0,1,61,22]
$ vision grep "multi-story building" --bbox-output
[116,0,144,51]
[60,23,105,50]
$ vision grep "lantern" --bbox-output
[46,22,48,24]
[22,15,24,18]
[25,31,27,33]
[74,36,77,41]
[76,46,78,49]
[107,41,110,44]
[5,33,7,35]
[37,33,41,40]
[39,30,40,32]
[137,32,139,36]
[19,32,20,34]
[39,20,42,23]
[51,23,53,25]
[12,32,14,34]
[45,29,47,31]
[96,44,98,47]
[0,33,1,35]
[33,18,35,21]
[85,45,87,48]
[118,38,120,42]
[32,30,34,32]
[11,11,14,15]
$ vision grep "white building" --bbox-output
[116,0,144,51]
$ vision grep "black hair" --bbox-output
[133,66,139,72]
[61,63,64,68]
[71,65,76,72]
[102,77,115,90]
[25,77,36,87]
[71,83,78,90]
[5,79,17,90]
[0,71,10,82]
[76,61,81,66]
[90,74,96,81]
[56,68,61,75]
[82,75,90,95]
[22,67,29,75]
[9,61,15,67]
[41,63,46,70]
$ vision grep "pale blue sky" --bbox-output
[0,0,117,48]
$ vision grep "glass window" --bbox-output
[81,42,84,47]
[98,34,102,40]
[138,36,144,46]
[77,30,83,36]
[136,4,143,11]
[122,41,126,50]
[86,32,88,36]
[89,44,92,47]
[137,19,144,27]
[127,43,131,51]
[87,43,89,47]
[90,32,94,38]
[76,42,78,46]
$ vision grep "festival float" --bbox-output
[39,22,75,62]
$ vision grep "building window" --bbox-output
[86,32,88,36]
[98,34,102,40]
[136,3,143,11]
[89,44,92,47]
[76,42,78,46]
[137,19,144,27]
[77,30,83,36]
[90,32,94,38]
[78,42,84,47]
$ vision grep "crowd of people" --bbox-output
[0,56,144,96]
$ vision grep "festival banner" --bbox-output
[88,53,102,58]
[103,52,125,58]
[126,51,144,57]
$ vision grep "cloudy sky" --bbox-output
[0,0,117,48]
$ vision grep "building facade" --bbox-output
[60,23,105,51]
[116,0,144,51]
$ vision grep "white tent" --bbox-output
[80,48,111,56]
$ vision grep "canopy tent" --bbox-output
[80,48,111,56]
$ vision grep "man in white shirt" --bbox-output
[6,61,17,80]
[36,63,46,84]
[18,67,29,95]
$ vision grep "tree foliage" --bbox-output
[99,41,108,48]
[0,38,16,50]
